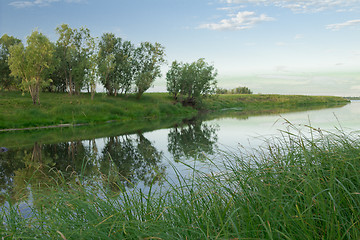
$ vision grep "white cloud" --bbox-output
[199,11,274,31]
[9,0,84,8]
[294,34,304,40]
[326,19,360,31]
[223,0,360,13]
[9,1,34,8]
[217,5,245,11]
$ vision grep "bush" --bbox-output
[216,86,253,94]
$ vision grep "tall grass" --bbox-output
[2,125,360,239]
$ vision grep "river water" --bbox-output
[0,101,359,206]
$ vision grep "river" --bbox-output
[0,101,359,206]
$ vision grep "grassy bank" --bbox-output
[203,94,349,111]
[0,91,349,130]
[0,92,196,130]
[2,127,360,239]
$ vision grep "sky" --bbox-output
[1,0,360,96]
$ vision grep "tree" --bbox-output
[48,47,67,92]
[72,27,93,94]
[0,34,21,90]
[215,86,253,94]
[166,58,217,106]
[55,24,93,95]
[166,60,182,100]
[8,30,54,104]
[134,42,165,99]
[97,33,119,95]
[116,40,136,95]
[84,36,98,100]
[98,33,136,96]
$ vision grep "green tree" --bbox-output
[216,86,253,95]
[98,33,136,96]
[48,47,67,92]
[116,40,136,95]
[134,42,165,99]
[166,60,182,100]
[84,36,98,100]
[232,86,252,94]
[0,34,21,90]
[55,24,93,95]
[8,30,54,104]
[166,58,217,105]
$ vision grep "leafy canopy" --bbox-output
[166,58,217,105]
[0,34,21,90]
[8,30,54,104]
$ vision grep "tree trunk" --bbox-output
[69,74,73,95]
[91,83,95,100]
[36,81,40,105]
[136,91,143,99]
[29,85,37,105]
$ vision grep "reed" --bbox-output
[1,125,360,239]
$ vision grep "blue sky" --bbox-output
[1,0,360,96]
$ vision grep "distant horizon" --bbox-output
[150,70,360,97]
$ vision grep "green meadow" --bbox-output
[0,91,348,130]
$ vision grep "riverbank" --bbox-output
[2,127,360,239]
[0,91,349,130]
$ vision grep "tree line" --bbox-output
[216,86,253,95]
[0,24,168,104]
[0,24,221,105]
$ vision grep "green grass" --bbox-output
[0,91,197,130]
[202,94,349,111]
[2,126,360,239]
[0,91,349,130]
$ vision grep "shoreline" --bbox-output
[0,92,349,132]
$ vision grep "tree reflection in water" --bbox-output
[100,133,165,190]
[0,132,165,205]
[168,118,219,162]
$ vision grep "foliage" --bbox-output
[216,86,253,94]
[0,34,21,90]
[84,36,98,99]
[97,33,136,96]
[8,31,54,104]
[166,60,182,99]
[134,42,165,99]
[3,26,167,99]
[55,24,94,95]
[166,58,217,106]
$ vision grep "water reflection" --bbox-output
[0,102,355,206]
[100,133,164,189]
[168,118,219,161]
[0,132,167,205]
